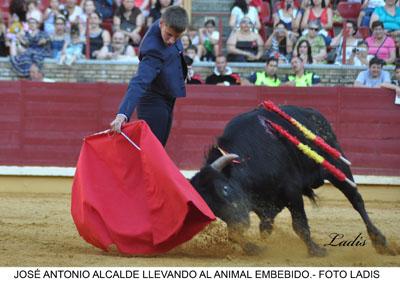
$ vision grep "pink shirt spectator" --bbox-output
[365,35,395,61]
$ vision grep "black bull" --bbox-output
[190,105,396,256]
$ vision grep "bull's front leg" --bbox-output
[287,196,327,257]
[227,222,264,256]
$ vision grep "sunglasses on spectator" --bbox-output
[309,27,319,31]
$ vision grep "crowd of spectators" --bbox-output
[0,0,398,87]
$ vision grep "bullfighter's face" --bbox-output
[160,20,184,47]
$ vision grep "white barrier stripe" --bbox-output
[0,166,399,185]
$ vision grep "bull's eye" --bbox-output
[222,185,229,196]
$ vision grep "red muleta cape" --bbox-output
[71,121,215,254]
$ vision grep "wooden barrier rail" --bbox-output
[0,81,399,176]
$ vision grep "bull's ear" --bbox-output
[211,154,239,172]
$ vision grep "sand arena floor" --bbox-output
[0,184,399,267]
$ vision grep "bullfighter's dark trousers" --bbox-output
[137,93,176,147]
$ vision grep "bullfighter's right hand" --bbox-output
[110,114,127,133]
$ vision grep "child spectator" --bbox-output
[6,13,25,43]
[59,24,84,65]
[199,18,220,61]
[183,55,203,84]
[114,0,145,46]
[357,0,385,27]
[229,0,261,31]
[185,44,200,62]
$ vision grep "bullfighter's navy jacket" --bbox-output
[118,19,187,119]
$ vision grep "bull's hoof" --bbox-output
[375,245,398,256]
[308,246,327,257]
[243,242,265,256]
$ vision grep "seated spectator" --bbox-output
[185,44,200,62]
[114,0,145,46]
[10,17,51,77]
[358,0,385,28]
[187,25,204,60]
[296,39,313,64]
[50,16,69,59]
[392,63,400,86]
[348,40,373,66]
[354,56,390,87]
[226,16,264,62]
[199,18,220,61]
[0,11,8,57]
[147,0,173,28]
[301,0,333,41]
[84,11,111,59]
[294,20,327,64]
[330,21,362,64]
[180,33,191,51]
[205,54,241,85]
[29,63,55,82]
[370,0,400,34]
[244,57,281,86]
[229,0,261,31]
[264,21,296,64]
[26,0,43,24]
[283,56,320,86]
[65,0,85,27]
[273,0,302,32]
[59,24,84,65]
[183,55,203,84]
[89,0,114,20]
[366,21,396,64]
[135,0,151,17]
[97,30,138,61]
[6,12,26,45]
[43,0,67,36]
[80,0,97,33]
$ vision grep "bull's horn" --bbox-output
[211,154,239,172]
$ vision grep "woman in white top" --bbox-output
[330,21,361,64]
[229,0,261,31]
[273,0,302,32]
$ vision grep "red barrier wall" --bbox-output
[1,81,399,176]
